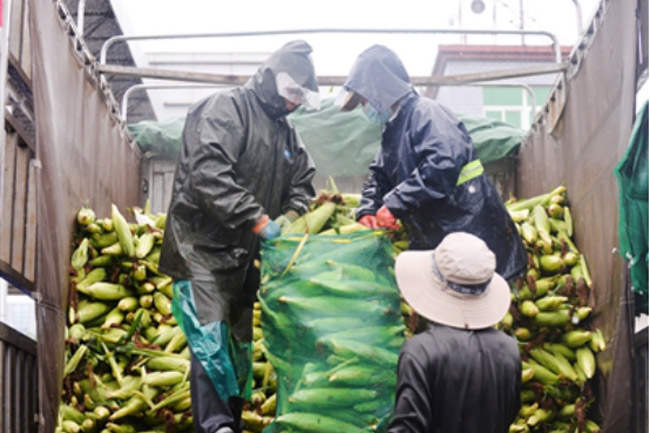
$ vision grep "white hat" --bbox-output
[395,232,511,330]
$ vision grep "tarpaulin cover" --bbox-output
[127,116,184,158]
[172,280,252,401]
[30,1,142,431]
[258,231,405,433]
[127,97,524,176]
[457,115,524,164]
[614,100,648,315]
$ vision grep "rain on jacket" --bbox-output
[344,45,527,281]
[159,40,317,333]
[387,323,521,433]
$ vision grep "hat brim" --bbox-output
[395,250,511,330]
[336,89,362,111]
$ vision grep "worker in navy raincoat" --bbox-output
[159,40,319,433]
[339,45,526,282]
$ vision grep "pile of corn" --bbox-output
[242,301,277,433]
[57,204,192,433]
[503,186,605,433]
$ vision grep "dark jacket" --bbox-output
[388,323,521,433]
[344,45,527,281]
[159,40,317,328]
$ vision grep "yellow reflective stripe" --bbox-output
[456,160,484,185]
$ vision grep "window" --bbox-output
[482,86,551,129]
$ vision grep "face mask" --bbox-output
[363,103,392,124]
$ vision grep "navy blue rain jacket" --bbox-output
[345,45,526,281]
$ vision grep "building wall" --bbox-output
[433,58,561,128]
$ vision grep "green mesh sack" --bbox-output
[259,231,405,433]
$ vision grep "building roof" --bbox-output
[430,44,574,77]
[425,44,573,99]
[64,0,157,123]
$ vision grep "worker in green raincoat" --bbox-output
[159,40,320,433]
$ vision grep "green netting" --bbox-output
[127,97,524,175]
[258,231,404,433]
[614,100,649,315]
[288,97,382,177]
[127,116,185,157]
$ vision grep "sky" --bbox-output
[110,0,601,78]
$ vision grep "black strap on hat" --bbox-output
[431,257,491,296]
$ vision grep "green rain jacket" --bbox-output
[159,40,317,339]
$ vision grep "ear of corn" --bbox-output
[576,347,596,379]
[84,282,133,301]
[282,201,337,234]
[135,232,155,259]
[111,204,135,258]
[77,206,96,226]
[71,238,90,272]
[275,412,366,433]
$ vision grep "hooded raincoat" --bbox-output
[159,40,317,339]
[344,45,526,281]
[388,323,521,433]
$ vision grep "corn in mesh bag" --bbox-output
[259,231,405,433]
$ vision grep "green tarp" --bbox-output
[128,116,185,158]
[614,100,649,315]
[128,97,525,177]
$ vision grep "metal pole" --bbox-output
[121,83,230,122]
[571,0,584,37]
[0,0,12,225]
[99,28,562,65]
[77,0,86,35]
[99,62,567,87]
[519,0,525,45]
[121,82,539,126]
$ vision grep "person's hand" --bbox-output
[376,206,400,230]
[253,215,282,240]
[358,214,379,229]
[274,210,299,231]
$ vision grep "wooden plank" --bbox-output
[162,170,175,214]
[27,355,37,433]
[10,144,28,274]
[19,0,31,79]
[0,341,4,433]
[0,262,34,293]
[7,346,15,432]
[5,112,35,153]
[8,0,24,61]
[1,131,17,265]
[152,170,164,215]
[99,63,568,87]
[0,323,36,355]
[22,160,36,282]
[15,351,23,433]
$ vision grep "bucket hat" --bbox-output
[395,232,511,330]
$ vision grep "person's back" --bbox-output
[389,323,521,433]
[389,232,522,433]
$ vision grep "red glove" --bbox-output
[376,205,400,230]
[358,214,379,229]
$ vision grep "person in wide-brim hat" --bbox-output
[387,232,521,433]
[395,231,511,330]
